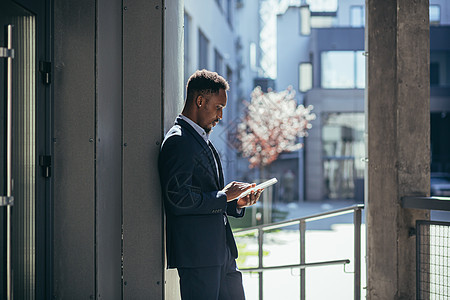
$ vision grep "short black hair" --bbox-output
[186,69,229,104]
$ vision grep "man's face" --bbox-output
[197,88,227,133]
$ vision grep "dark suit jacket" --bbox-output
[158,117,244,268]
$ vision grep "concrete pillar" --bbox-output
[366,0,430,299]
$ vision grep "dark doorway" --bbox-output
[0,0,51,298]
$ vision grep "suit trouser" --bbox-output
[177,246,245,300]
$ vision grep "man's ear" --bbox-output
[196,95,203,108]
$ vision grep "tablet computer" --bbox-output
[238,178,278,199]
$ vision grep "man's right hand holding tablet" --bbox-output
[221,181,264,208]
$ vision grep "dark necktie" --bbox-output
[208,141,228,226]
[208,141,222,187]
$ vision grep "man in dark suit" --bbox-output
[159,70,262,299]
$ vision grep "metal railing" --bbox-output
[402,196,450,300]
[233,204,364,300]
[416,220,450,299]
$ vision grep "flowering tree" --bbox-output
[236,86,316,169]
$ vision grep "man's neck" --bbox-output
[179,114,210,142]
[181,108,198,125]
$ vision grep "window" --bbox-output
[215,0,223,11]
[430,5,440,25]
[198,30,209,70]
[430,51,450,87]
[226,66,232,87]
[184,13,191,85]
[299,5,311,35]
[250,42,257,71]
[321,51,365,89]
[214,49,223,75]
[431,112,450,174]
[350,6,365,27]
[225,0,232,25]
[299,63,312,92]
[430,62,440,86]
[310,16,334,28]
[225,66,233,124]
[306,0,337,12]
[322,113,365,200]
[355,51,365,89]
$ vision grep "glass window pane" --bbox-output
[215,48,223,75]
[350,6,364,27]
[356,51,365,89]
[198,30,209,69]
[250,42,257,71]
[226,0,232,24]
[306,0,337,12]
[430,5,440,24]
[299,63,312,92]
[300,5,311,35]
[321,51,355,88]
[215,0,222,10]
[311,16,335,28]
[322,113,365,200]
[430,51,450,87]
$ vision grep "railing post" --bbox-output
[258,227,264,300]
[354,208,362,300]
[300,220,306,300]
[416,220,421,300]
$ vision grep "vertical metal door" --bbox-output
[1,1,37,298]
[1,24,15,300]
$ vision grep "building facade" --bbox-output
[276,0,450,202]
[184,0,263,185]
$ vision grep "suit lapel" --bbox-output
[175,117,221,188]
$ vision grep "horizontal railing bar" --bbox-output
[262,220,300,231]
[240,259,351,273]
[402,196,450,211]
[234,204,364,234]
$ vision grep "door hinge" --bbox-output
[39,61,51,85]
[39,155,52,178]
[0,47,14,58]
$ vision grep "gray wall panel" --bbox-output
[53,0,96,298]
[122,0,164,298]
[97,0,123,298]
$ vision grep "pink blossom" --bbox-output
[236,86,316,168]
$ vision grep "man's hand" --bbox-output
[236,189,263,208]
[222,181,255,201]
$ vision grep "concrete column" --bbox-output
[366,0,430,299]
